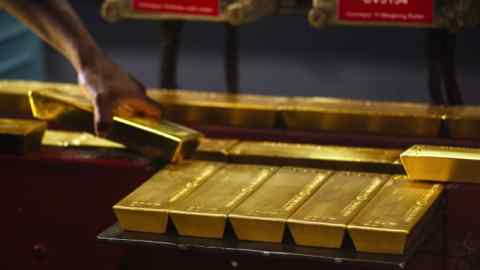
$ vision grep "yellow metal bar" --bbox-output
[0,118,46,154]
[42,130,125,149]
[193,137,240,161]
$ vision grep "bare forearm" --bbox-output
[3,0,101,72]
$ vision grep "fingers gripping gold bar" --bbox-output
[42,130,125,149]
[229,167,331,243]
[28,89,202,162]
[228,141,403,173]
[114,161,224,233]
[0,118,47,154]
[168,164,278,238]
[347,177,443,255]
[101,0,277,25]
[282,97,445,137]
[193,137,240,161]
[147,90,286,129]
[401,145,480,184]
[287,171,388,248]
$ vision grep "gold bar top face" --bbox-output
[29,89,202,161]
[169,164,278,238]
[288,172,389,248]
[401,144,480,183]
[0,118,47,154]
[42,130,124,148]
[114,161,224,233]
[229,167,331,242]
[194,137,240,161]
[347,178,443,254]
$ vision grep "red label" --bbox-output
[338,0,433,24]
[133,0,219,16]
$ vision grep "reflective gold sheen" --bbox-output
[29,89,202,162]
[148,90,286,128]
[42,130,124,148]
[228,141,403,173]
[169,164,278,238]
[347,177,443,255]
[282,97,445,137]
[0,118,46,154]
[229,167,331,243]
[401,144,480,183]
[194,137,240,161]
[114,161,224,233]
[288,171,388,248]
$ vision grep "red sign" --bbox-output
[133,0,220,17]
[338,0,433,24]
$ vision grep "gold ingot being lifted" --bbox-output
[0,118,47,154]
[42,130,125,149]
[347,177,443,255]
[228,141,403,173]
[288,171,388,248]
[193,137,240,161]
[101,0,277,25]
[114,161,224,233]
[148,89,286,129]
[401,144,480,184]
[282,97,445,137]
[28,89,202,162]
[169,164,278,238]
[229,167,331,243]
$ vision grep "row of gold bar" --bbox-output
[4,80,480,139]
[114,161,443,255]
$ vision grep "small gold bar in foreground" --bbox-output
[401,144,480,183]
[42,130,125,149]
[0,118,47,154]
[282,97,445,137]
[229,167,331,243]
[193,137,240,161]
[228,141,403,173]
[114,161,224,233]
[347,177,443,255]
[148,90,286,129]
[29,89,202,162]
[169,164,278,238]
[288,171,388,248]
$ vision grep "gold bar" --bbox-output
[169,164,278,238]
[193,137,240,161]
[147,90,286,129]
[281,97,445,137]
[401,144,480,184]
[29,89,203,162]
[114,161,224,233]
[42,130,125,149]
[229,167,331,243]
[228,141,403,173]
[101,0,277,25]
[0,118,47,154]
[287,171,389,248]
[347,177,443,255]
[445,106,480,139]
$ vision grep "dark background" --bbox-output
[46,1,480,103]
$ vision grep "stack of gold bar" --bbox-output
[401,144,480,184]
[29,89,202,162]
[0,118,46,154]
[148,89,287,129]
[347,177,443,255]
[228,141,404,173]
[281,97,446,137]
[288,171,389,248]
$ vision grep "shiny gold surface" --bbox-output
[42,130,125,149]
[29,89,202,162]
[148,89,286,128]
[347,177,443,254]
[229,167,331,243]
[228,141,403,173]
[0,118,46,154]
[288,171,388,248]
[282,97,445,137]
[193,137,240,161]
[114,161,224,233]
[446,106,480,139]
[169,164,278,238]
[401,144,480,184]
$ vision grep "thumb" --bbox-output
[93,93,114,137]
